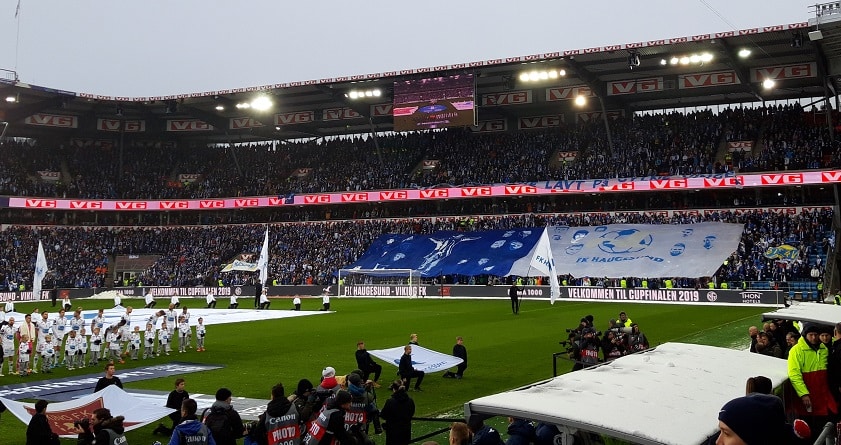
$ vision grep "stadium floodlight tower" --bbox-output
[338,268,421,298]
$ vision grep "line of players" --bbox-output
[0,303,207,377]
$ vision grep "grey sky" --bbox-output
[0,0,818,97]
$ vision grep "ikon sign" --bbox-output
[25,114,78,128]
[275,111,314,125]
[648,179,688,190]
[481,91,533,106]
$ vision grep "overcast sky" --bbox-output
[0,0,819,97]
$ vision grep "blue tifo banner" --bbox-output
[548,223,744,278]
[343,228,547,277]
[342,223,742,279]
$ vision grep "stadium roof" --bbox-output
[2,12,841,143]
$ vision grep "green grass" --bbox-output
[0,297,768,444]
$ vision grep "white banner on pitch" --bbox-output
[0,385,174,437]
[368,345,463,373]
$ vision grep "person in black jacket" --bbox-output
[443,336,467,379]
[203,387,245,445]
[398,345,424,391]
[156,377,190,435]
[74,408,127,445]
[93,362,123,392]
[380,380,415,445]
[508,282,522,315]
[303,390,357,445]
[355,340,382,382]
[250,382,300,445]
[27,400,59,445]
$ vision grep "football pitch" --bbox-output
[0,296,769,443]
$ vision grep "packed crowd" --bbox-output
[0,207,830,290]
[0,104,837,200]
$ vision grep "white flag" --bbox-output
[256,228,269,285]
[32,240,48,300]
[530,228,561,304]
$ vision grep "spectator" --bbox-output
[717,393,810,444]
[748,326,759,353]
[449,422,472,445]
[745,375,773,395]
[755,332,783,359]
[467,415,504,445]
[505,418,535,445]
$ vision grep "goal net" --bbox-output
[338,269,422,297]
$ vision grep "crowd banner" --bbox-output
[368,345,463,373]
[0,385,173,437]
[548,223,744,279]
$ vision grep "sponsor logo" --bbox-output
[703,177,742,187]
[503,185,538,195]
[370,104,393,117]
[546,85,593,101]
[481,91,532,106]
[323,107,362,121]
[198,200,224,208]
[648,179,687,189]
[459,186,492,197]
[751,62,816,82]
[234,198,259,207]
[821,171,841,182]
[97,119,146,132]
[159,201,189,210]
[419,189,449,199]
[607,78,664,95]
[115,201,147,210]
[267,197,286,206]
[379,191,408,201]
[275,111,314,125]
[576,110,624,123]
[303,195,331,204]
[229,117,265,130]
[25,113,78,128]
[341,193,368,202]
[760,173,803,185]
[678,71,739,89]
[25,199,57,208]
[706,291,718,302]
[518,115,563,130]
[166,120,212,131]
[70,201,102,209]
[471,120,507,132]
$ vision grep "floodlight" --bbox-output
[762,78,776,89]
[373,89,381,97]
[559,69,566,76]
[349,91,359,99]
[679,57,690,65]
[548,71,558,79]
[529,71,539,81]
[519,73,529,82]
[738,49,751,58]
[215,105,224,111]
[700,53,713,62]
[539,71,548,80]
[250,96,272,111]
[670,57,679,65]
[5,95,16,103]
[365,90,373,97]
[660,59,667,65]
[689,54,700,64]
[574,95,586,106]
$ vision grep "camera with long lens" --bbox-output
[74,418,90,430]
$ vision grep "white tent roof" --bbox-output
[465,343,788,445]
[762,302,841,326]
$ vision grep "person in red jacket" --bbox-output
[788,324,838,432]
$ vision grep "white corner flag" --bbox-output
[33,240,48,300]
[530,228,561,304]
[256,228,269,286]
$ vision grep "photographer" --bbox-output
[627,323,650,352]
[601,330,626,361]
[169,398,216,445]
[249,382,299,445]
[571,327,600,371]
[73,407,126,445]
